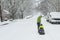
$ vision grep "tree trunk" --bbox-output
[20,10,23,19]
[22,12,23,18]
[0,5,3,22]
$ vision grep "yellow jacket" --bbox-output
[39,25,44,29]
[37,16,42,23]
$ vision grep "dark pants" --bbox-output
[37,23,40,29]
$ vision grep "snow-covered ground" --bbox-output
[0,14,60,40]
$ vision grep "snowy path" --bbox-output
[0,15,60,40]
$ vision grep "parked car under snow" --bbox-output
[47,12,60,24]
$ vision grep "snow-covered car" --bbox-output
[47,12,60,24]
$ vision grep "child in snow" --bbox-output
[39,24,44,29]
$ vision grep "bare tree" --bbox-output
[8,0,17,20]
[8,0,34,19]
[36,0,57,16]
[17,0,35,18]
[1,0,39,19]
[9,1,17,19]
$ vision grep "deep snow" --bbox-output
[0,14,60,40]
